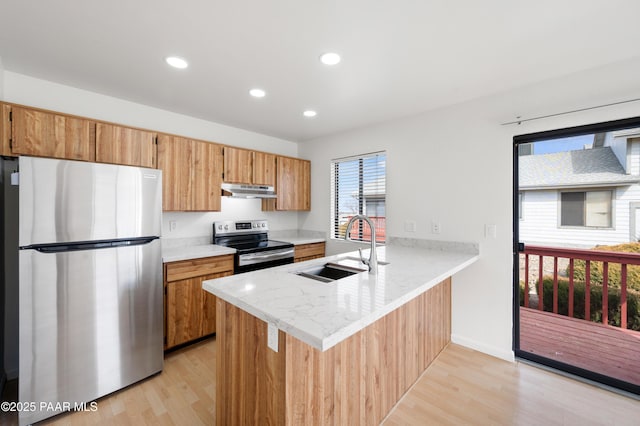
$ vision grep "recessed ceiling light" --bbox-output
[319,52,341,66]
[249,88,266,98]
[303,110,317,118]
[165,56,188,69]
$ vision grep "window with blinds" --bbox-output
[330,151,386,243]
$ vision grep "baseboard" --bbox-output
[451,334,515,362]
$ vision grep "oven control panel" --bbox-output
[213,220,268,236]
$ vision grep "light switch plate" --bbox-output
[485,224,497,238]
[267,322,278,352]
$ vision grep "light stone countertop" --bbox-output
[203,241,479,351]
[162,244,236,263]
[277,237,326,245]
[161,232,324,263]
[269,229,326,246]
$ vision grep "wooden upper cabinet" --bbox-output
[253,151,276,186]
[11,106,96,161]
[0,103,12,157]
[223,146,253,184]
[157,134,191,211]
[223,146,276,186]
[264,156,311,211]
[96,123,155,168]
[157,134,223,211]
[192,139,223,211]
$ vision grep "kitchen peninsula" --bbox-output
[203,238,479,425]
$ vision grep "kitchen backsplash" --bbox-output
[161,197,299,239]
[269,229,327,240]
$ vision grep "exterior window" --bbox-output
[560,190,612,227]
[331,152,386,243]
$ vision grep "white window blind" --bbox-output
[330,151,386,242]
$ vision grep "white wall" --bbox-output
[299,56,640,361]
[0,57,4,99]
[2,71,301,237]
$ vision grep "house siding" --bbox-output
[520,185,640,247]
[629,138,640,175]
[609,135,628,172]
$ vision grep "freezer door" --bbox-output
[19,156,162,246]
[18,239,163,426]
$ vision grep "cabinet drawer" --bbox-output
[165,254,234,282]
[294,242,325,261]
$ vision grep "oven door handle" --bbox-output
[240,248,295,261]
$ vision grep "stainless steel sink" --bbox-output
[294,262,367,283]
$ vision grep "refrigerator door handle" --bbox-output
[25,236,160,253]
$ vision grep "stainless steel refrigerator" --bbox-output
[18,156,163,425]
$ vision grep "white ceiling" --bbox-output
[1,1,640,142]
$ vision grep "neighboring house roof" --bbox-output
[519,147,640,190]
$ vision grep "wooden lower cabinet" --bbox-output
[293,242,325,262]
[216,277,452,425]
[164,254,233,349]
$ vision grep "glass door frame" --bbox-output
[512,116,640,396]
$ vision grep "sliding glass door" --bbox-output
[513,117,640,395]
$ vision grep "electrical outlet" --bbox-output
[169,221,177,232]
[431,222,441,234]
[485,224,497,238]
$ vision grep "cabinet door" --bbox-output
[274,156,311,211]
[166,276,206,348]
[165,270,231,349]
[192,140,223,211]
[11,106,95,161]
[294,242,326,262]
[157,134,192,211]
[0,103,12,157]
[223,146,253,184]
[253,151,276,186]
[96,123,155,168]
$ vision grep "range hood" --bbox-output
[221,183,277,199]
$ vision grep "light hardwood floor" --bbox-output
[2,339,638,425]
[383,344,640,425]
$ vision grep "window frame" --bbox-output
[557,188,614,229]
[330,151,386,243]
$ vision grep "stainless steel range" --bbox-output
[213,220,294,274]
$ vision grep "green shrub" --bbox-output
[571,243,640,292]
[519,278,640,331]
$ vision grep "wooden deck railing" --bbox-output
[520,245,640,330]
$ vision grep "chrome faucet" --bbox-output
[344,215,378,274]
